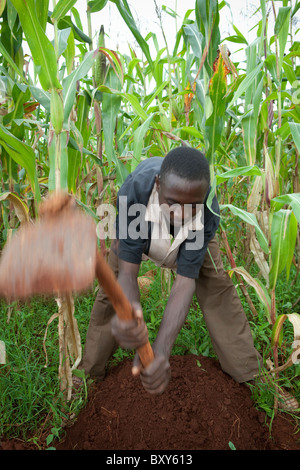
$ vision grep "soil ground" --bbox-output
[1,355,299,451]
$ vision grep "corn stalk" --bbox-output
[8,0,95,401]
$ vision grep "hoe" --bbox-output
[0,191,154,369]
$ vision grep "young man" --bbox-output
[78,147,264,395]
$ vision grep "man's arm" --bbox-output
[153,274,196,357]
[117,258,140,304]
[111,258,149,349]
[132,274,196,394]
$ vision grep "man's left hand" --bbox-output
[132,345,171,394]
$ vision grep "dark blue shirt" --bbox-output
[115,157,220,279]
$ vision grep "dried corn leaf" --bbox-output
[258,210,269,238]
[229,266,271,322]
[247,175,263,214]
[249,226,269,286]
[43,312,59,368]
[0,191,30,224]
[57,302,72,401]
[0,340,6,364]
[269,313,300,374]
[56,294,82,401]
[57,294,82,369]
[268,345,300,374]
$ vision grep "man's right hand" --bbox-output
[111,302,149,350]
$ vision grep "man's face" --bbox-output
[156,173,209,227]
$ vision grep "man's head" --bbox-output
[156,147,210,226]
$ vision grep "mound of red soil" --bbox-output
[55,355,300,451]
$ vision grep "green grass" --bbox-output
[0,294,95,446]
[0,246,299,446]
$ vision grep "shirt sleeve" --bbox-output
[115,174,151,265]
[176,195,220,279]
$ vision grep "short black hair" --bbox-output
[159,147,210,186]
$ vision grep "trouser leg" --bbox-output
[78,248,119,380]
[195,236,263,383]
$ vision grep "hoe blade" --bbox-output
[0,208,97,300]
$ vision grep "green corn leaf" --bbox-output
[274,6,291,35]
[62,50,96,123]
[292,2,300,17]
[0,0,6,16]
[275,7,291,69]
[289,122,300,154]
[0,123,40,201]
[51,27,72,58]
[110,0,153,71]
[0,41,27,83]
[118,80,170,141]
[232,24,248,45]
[11,0,61,91]
[264,54,279,85]
[222,34,248,45]
[62,27,75,75]
[183,23,203,58]
[228,62,263,108]
[204,53,227,163]
[241,67,264,165]
[195,0,220,75]
[51,0,78,23]
[7,0,17,32]
[216,165,262,184]
[132,113,156,172]
[99,85,148,121]
[285,212,297,281]
[87,0,109,13]
[101,68,122,165]
[269,209,295,290]
[173,126,203,140]
[30,86,50,112]
[68,93,91,193]
[220,204,268,254]
[35,0,49,31]
[55,15,92,44]
[282,57,298,86]
[271,192,300,225]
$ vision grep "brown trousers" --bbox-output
[79,237,263,383]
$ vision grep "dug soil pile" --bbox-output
[56,355,300,451]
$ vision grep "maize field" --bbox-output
[0,0,299,451]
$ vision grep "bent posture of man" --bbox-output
[77,147,271,397]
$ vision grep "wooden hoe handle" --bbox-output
[95,250,154,368]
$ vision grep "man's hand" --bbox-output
[132,345,171,395]
[111,302,149,349]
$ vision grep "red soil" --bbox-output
[1,355,299,451]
